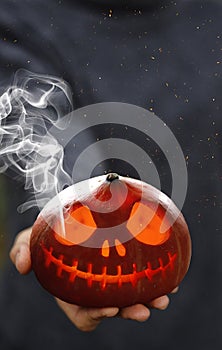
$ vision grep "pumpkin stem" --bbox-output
[106,173,119,182]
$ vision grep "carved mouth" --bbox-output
[42,245,177,290]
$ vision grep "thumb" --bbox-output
[9,227,32,274]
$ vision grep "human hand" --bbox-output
[10,227,177,332]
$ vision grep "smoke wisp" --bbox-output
[0,69,73,212]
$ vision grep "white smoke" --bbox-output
[0,69,73,212]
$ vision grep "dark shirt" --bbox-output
[0,1,221,349]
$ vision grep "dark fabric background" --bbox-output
[0,0,222,349]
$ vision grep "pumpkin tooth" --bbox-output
[158,257,166,278]
[87,263,93,287]
[158,257,164,269]
[116,265,122,287]
[56,255,64,277]
[69,260,78,282]
[145,261,160,281]
[45,246,53,267]
[147,261,152,270]
[101,266,107,290]
[130,263,138,287]
[144,266,152,281]
[168,252,176,270]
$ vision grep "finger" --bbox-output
[56,298,119,332]
[119,304,150,322]
[9,227,32,274]
[171,286,179,294]
[148,295,170,310]
[84,307,119,331]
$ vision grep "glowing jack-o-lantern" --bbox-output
[30,173,191,308]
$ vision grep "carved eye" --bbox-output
[126,202,171,245]
[54,205,97,246]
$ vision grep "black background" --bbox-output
[0,1,222,349]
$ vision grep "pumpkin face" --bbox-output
[30,173,191,308]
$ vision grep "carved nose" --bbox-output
[101,239,126,258]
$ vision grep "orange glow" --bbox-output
[115,239,126,257]
[127,202,171,245]
[54,205,97,245]
[102,240,110,257]
[54,232,75,246]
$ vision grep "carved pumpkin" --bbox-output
[30,173,191,308]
